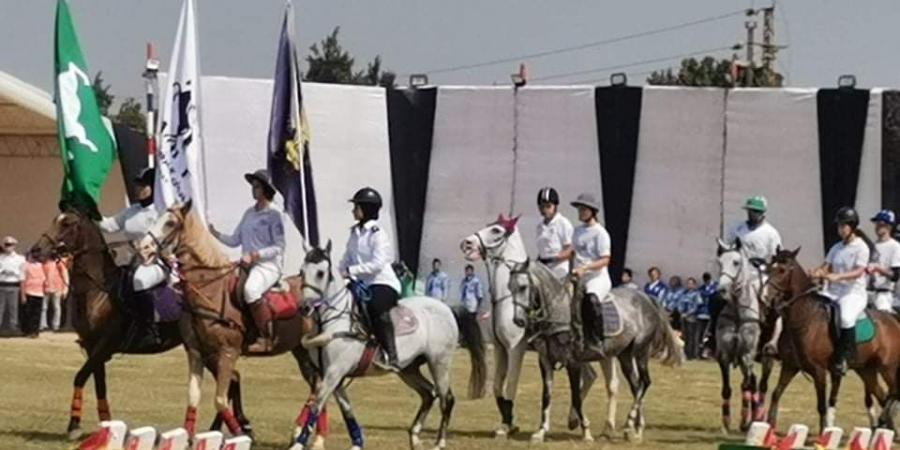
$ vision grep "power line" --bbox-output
[531,45,737,82]
[422,9,747,75]
[568,67,664,85]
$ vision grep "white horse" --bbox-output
[291,242,487,450]
[460,215,618,442]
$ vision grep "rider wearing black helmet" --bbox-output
[812,206,874,375]
[339,187,402,370]
[535,187,575,280]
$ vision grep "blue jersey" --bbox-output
[425,271,450,301]
[661,287,684,312]
[460,275,484,313]
[644,280,668,306]
[697,282,717,320]
[678,289,702,318]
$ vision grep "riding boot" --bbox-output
[135,290,162,346]
[585,295,606,359]
[376,312,400,372]
[832,327,855,376]
[571,283,585,357]
[247,301,273,353]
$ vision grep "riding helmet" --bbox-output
[536,187,560,206]
[834,206,860,228]
[349,187,382,208]
[871,209,897,226]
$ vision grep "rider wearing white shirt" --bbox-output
[867,210,900,312]
[569,192,612,358]
[812,207,874,374]
[535,187,575,280]
[339,187,401,370]
[210,169,285,353]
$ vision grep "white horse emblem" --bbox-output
[57,62,99,155]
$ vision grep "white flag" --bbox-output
[155,0,206,221]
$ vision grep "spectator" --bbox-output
[621,268,639,290]
[42,252,69,332]
[644,267,667,306]
[699,272,718,355]
[425,258,450,301]
[0,236,25,335]
[661,276,684,330]
[458,264,485,348]
[392,261,415,298]
[21,249,47,338]
[679,277,703,360]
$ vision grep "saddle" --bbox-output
[347,282,419,339]
[228,270,299,321]
[581,292,623,339]
[818,294,877,345]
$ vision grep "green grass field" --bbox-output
[0,333,878,449]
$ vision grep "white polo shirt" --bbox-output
[826,237,870,298]
[535,213,574,277]
[726,220,782,261]
[872,238,900,291]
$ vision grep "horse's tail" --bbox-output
[454,308,487,399]
[646,296,684,367]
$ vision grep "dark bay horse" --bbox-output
[31,210,254,440]
[763,247,900,434]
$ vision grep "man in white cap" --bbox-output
[0,236,26,334]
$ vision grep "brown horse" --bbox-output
[137,201,338,446]
[31,210,257,440]
[763,247,900,434]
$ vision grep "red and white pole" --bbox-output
[143,42,160,168]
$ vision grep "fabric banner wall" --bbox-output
[816,88,870,250]
[856,89,882,232]
[419,87,514,300]
[387,87,437,277]
[595,86,642,285]
[724,88,823,266]
[112,124,148,204]
[200,76,395,271]
[882,90,900,216]
[512,86,602,259]
[627,87,726,281]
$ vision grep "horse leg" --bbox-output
[718,359,732,434]
[183,348,204,437]
[291,347,327,450]
[738,361,756,432]
[566,363,593,442]
[67,341,113,440]
[499,343,527,437]
[860,368,880,427]
[530,355,554,443]
[213,352,243,436]
[93,363,111,422]
[399,365,438,450]
[492,345,514,438]
[332,386,364,450]
[826,370,842,430]
[767,365,798,430]
[292,361,352,450]
[633,353,653,441]
[617,353,642,442]
[813,369,829,435]
[429,356,455,450]
[597,358,618,437]
[756,355,774,422]
[227,371,253,436]
[568,362,597,431]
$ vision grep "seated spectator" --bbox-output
[621,267,639,290]
[644,266,667,306]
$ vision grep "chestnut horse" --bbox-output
[763,247,900,434]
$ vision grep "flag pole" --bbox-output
[142,42,159,168]
[288,1,310,242]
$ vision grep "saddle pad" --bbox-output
[391,305,419,336]
[856,316,875,344]
[153,286,183,323]
[601,300,623,337]
[264,290,298,320]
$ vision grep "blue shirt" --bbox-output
[698,282,717,320]
[460,275,484,313]
[425,271,450,301]
[678,289,702,318]
[661,287,684,312]
[644,280,667,306]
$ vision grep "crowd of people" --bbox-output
[0,235,70,338]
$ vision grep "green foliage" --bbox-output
[647,56,783,87]
[304,27,396,88]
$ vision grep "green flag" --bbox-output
[54,0,116,218]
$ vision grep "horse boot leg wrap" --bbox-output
[377,311,400,370]
[247,300,273,353]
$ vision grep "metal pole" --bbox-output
[744,18,757,87]
[142,42,159,168]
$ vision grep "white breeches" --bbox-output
[871,291,895,312]
[133,264,168,291]
[244,260,281,303]
[582,273,612,302]
[837,291,867,329]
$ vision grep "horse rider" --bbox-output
[339,187,402,371]
[535,187,575,280]
[867,209,900,313]
[722,195,783,353]
[811,207,873,375]
[569,192,612,358]
[97,168,166,337]
[209,169,285,353]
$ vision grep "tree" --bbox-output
[647,56,783,87]
[92,71,114,116]
[304,27,396,88]
[114,97,146,131]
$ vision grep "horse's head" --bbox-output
[715,237,746,299]
[32,209,94,259]
[299,240,335,305]
[460,214,520,261]
[763,245,803,308]
[507,259,533,311]
[138,202,190,264]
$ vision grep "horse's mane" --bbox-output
[529,261,567,300]
[179,207,232,268]
[527,261,571,325]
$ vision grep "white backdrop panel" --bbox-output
[627,87,726,282]
[724,88,822,266]
[513,86,603,257]
[857,89,882,220]
[200,76,395,271]
[420,87,515,301]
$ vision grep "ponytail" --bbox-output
[854,228,879,263]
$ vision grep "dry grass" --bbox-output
[0,333,877,449]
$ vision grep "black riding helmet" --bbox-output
[349,187,382,222]
[536,187,559,206]
[834,206,860,228]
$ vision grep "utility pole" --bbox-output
[744,10,757,87]
[761,6,777,85]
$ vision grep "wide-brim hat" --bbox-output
[244,169,276,197]
[570,193,600,212]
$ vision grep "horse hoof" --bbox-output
[287,444,305,450]
[410,434,423,449]
[530,430,546,443]
[348,446,362,450]
[430,439,446,450]
[312,436,326,450]
[567,417,580,430]
[624,428,636,442]
[582,430,595,442]
[67,428,83,441]
[494,425,515,439]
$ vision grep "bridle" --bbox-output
[765,259,818,313]
[472,227,527,305]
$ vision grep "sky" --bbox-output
[1,0,899,103]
